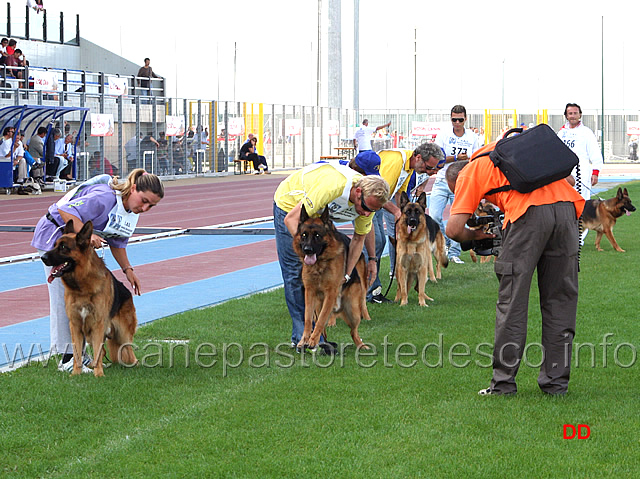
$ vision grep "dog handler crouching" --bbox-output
[445,159,584,396]
[31,169,164,373]
[273,162,390,353]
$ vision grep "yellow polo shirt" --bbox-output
[274,163,374,235]
[378,149,414,195]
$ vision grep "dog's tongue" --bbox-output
[304,254,317,265]
[408,225,414,235]
[626,210,631,216]
[47,264,64,283]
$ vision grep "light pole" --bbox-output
[501,58,505,110]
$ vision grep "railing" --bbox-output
[2,2,79,45]
[0,85,637,182]
[0,65,165,97]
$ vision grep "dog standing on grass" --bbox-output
[293,207,371,350]
[394,191,448,306]
[581,187,635,252]
[42,220,138,377]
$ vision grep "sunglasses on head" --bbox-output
[360,193,375,213]
[451,118,465,123]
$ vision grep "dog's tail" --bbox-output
[435,231,449,268]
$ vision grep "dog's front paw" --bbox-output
[297,337,309,349]
[307,335,320,349]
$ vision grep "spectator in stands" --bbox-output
[27,1,45,14]
[156,131,169,175]
[125,132,142,171]
[137,58,160,96]
[54,133,74,179]
[0,38,8,65]
[239,137,270,174]
[6,39,16,56]
[12,130,28,184]
[0,127,15,161]
[27,127,46,182]
[5,48,26,79]
[140,132,159,171]
[89,151,118,177]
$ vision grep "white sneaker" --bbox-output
[58,353,93,373]
[450,256,464,264]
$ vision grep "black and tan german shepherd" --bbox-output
[41,220,138,376]
[395,191,448,306]
[293,207,370,350]
[582,187,636,252]
[469,200,501,264]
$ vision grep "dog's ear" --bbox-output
[623,188,629,197]
[399,191,409,209]
[617,187,624,199]
[417,192,427,210]
[76,221,94,248]
[299,204,309,224]
[63,219,75,234]
[320,206,331,224]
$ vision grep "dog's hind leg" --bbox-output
[594,231,604,251]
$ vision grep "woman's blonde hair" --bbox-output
[111,168,164,199]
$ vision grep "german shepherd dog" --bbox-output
[582,187,636,252]
[293,207,371,350]
[395,191,448,306]
[41,220,138,376]
[469,200,501,264]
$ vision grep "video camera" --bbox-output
[460,212,504,256]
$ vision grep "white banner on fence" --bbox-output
[228,117,245,136]
[108,77,128,96]
[32,70,58,91]
[285,119,302,136]
[627,121,640,136]
[327,119,339,136]
[90,114,114,137]
[166,115,185,137]
[411,121,448,137]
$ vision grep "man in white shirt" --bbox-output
[353,119,391,153]
[432,105,479,264]
[557,103,604,201]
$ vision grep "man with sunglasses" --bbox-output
[349,143,445,303]
[274,162,390,353]
[432,105,479,264]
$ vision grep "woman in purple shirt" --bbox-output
[32,168,164,372]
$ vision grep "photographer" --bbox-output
[445,159,584,397]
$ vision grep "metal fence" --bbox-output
[1,85,638,182]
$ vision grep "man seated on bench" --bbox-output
[53,131,75,180]
[239,136,270,174]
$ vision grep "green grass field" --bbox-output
[2,183,639,478]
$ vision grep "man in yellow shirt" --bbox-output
[274,162,390,353]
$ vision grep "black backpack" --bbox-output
[475,124,579,195]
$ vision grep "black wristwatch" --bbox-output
[368,256,378,262]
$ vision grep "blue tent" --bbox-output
[0,105,89,188]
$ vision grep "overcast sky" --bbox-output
[55,0,640,113]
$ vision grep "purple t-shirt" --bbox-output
[31,183,130,251]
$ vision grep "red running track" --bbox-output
[0,175,284,258]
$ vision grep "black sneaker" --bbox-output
[369,294,393,304]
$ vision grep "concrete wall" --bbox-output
[17,37,139,75]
